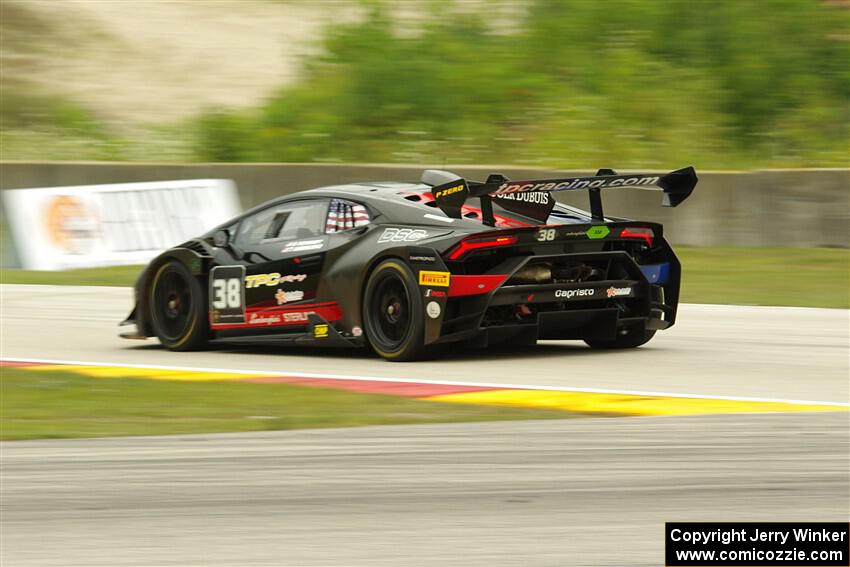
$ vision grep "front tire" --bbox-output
[148,260,208,351]
[584,329,656,349]
[362,259,428,362]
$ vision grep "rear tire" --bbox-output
[362,259,428,362]
[149,260,208,351]
[584,329,656,349]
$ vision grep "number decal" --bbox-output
[226,278,241,307]
[212,278,242,308]
[212,279,226,308]
[537,228,556,242]
[209,266,246,324]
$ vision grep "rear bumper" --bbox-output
[431,248,679,346]
[465,308,665,347]
[435,297,669,346]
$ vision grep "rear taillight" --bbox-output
[447,234,518,260]
[620,227,654,247]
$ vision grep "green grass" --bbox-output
[0,264,144,286]
[0,367,573,440]
[1,247,847,308]
[677,247,849,309]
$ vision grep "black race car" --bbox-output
[120,166,698,361]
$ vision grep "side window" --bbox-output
[233,206,279,248]
[325,198,370,233]
[234,200,328,248]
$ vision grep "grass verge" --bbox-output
[676,247,848,309]
[0,264,144,287]
[0,367,572,440]
[1,247,846,308]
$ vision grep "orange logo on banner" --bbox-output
[44,196,99,253]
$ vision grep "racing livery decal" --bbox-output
[586,226,611,239]
[211,302,343,330]
[244,273,307,288]
[419,270,450,287]
[607,286,633,298]
[275,289,305,304]
[282,238,325,253]
[554,288,596,299]
[378,228,430,243]
[209,265,246,324]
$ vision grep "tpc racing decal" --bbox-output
[244,273,307,288]
[209,265,246,324]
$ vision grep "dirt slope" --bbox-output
[1,0,360,125]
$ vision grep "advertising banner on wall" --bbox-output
[2,179,241,270]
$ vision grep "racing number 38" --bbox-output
[209,266,245,324]
[212,278,241,309]
[537,228,557,241]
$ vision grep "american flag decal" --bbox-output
[326,199,370,233]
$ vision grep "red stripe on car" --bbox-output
[211,302,343,329]
[447,274,509,297]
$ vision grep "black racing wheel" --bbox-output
[148,260,209,351]
[584,328,656,349]
[362,259,428,361]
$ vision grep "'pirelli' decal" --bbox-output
[419,270,450,287]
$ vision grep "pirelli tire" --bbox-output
[148,260,209,351]
[584,328,656,349]
[362,259,430,362]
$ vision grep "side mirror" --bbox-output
[212,229,230,248]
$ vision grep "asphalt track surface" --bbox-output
[1,414,847,566]
[1,284,847,403]
[1,284,849,566]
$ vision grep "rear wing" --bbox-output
[424,166,698,226]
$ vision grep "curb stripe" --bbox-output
[243,376,496,397]
[4,356,847,407]
[425,389,847,417]
[4,358,848,417]
[22,365,272,382]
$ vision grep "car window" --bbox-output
[235,200,328,248]
[326,198,370,233]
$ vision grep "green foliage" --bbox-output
[195,111,258,162]
[0,83,197,161]
[1,84,97,135]
[194,0,849,168]
[0,81,124,160]
[1,0,846,166]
